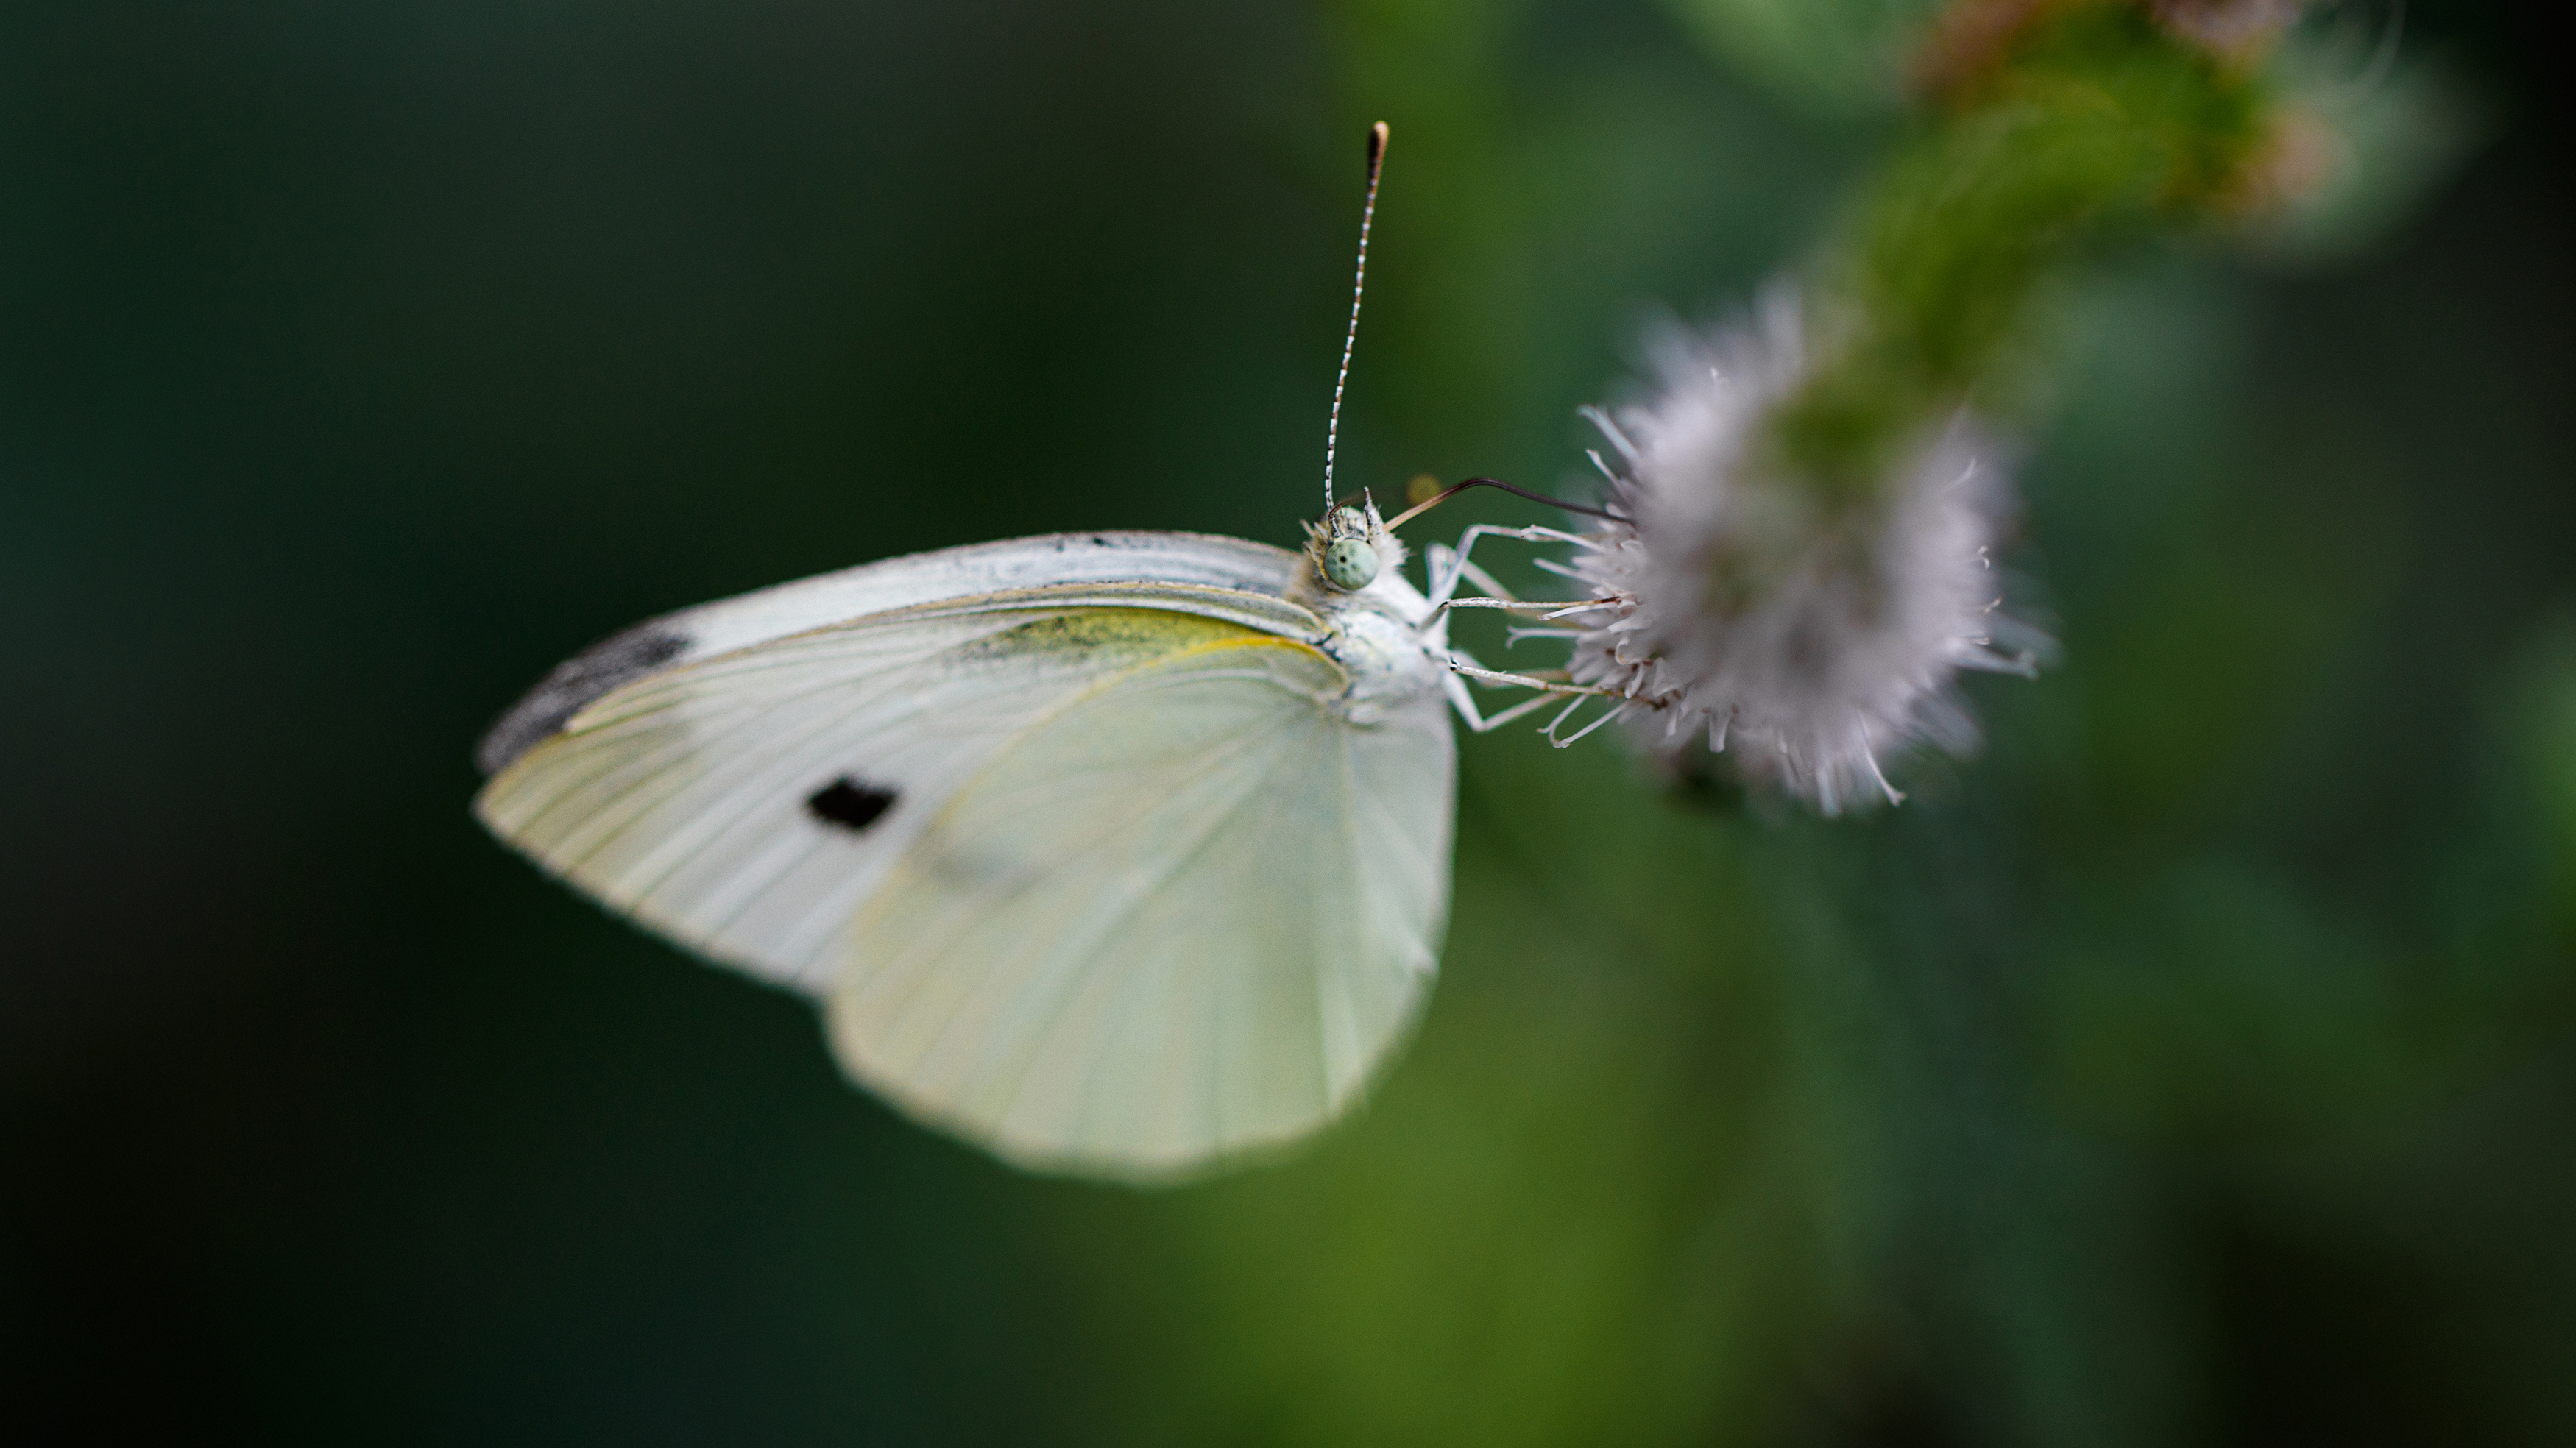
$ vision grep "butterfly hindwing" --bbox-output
[829,631,1454,1179]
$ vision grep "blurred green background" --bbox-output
[6,2,2573,1442]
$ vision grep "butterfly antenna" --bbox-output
[1323,121,1388,518]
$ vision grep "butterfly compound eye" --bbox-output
[1322,536,1379,591]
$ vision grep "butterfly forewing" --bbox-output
[477,575,1319,996]
[475,533,1306,778]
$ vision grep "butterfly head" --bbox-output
[1308,494,1405,595]
[1320,508,1378,592]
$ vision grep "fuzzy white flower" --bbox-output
[1540,294,2045,813]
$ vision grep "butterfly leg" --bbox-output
[1441,671,1560,733]
[1427,597,1618,653]
[1440,651,1622,734]
[1423,542,1521,609]
[1423,524,1572,609]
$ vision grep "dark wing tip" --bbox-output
[475,625,691,776]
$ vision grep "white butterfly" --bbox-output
[475,503,1557,1178]
[471,125,1596,1180]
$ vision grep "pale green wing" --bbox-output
[827,632,1456,1181]
[475,586,1322,997]
[475,532,1301,776]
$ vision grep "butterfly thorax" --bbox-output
[1288,510,1453,721]
[1303,580,1442,728]
[1288,499,1446,725]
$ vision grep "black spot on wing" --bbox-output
[805,776,897,832]
[475,625,690,776]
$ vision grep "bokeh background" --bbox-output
[7,1,2573,1442]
